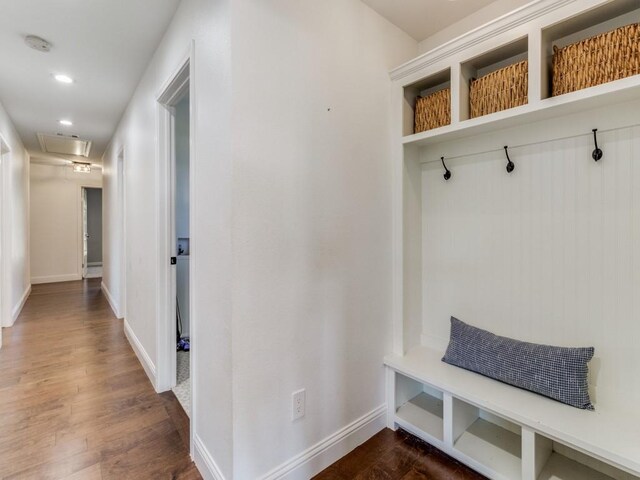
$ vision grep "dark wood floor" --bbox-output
[314,428,486,480]
[0,279,200,480]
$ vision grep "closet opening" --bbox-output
[156,53,193,441]
[81,187,103,279]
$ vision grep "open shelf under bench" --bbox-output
[455,417,522,480]
[385,346,640,479]
[396,392,444,443]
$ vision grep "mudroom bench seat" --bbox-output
[384,346,640,480]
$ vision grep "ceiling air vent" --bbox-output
[37,133,92,157]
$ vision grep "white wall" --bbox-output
[418,0,531,54]
[101,0,234,476]
[30,163,101,284]
[230,1,416,478]
[420,98,640,410]
[103,0,416,477]
[0,99,30,332]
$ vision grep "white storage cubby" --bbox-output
[452,398,522,480]
[393,373,444,444]
[540,0,640,100]
[402,68,451,136]
[459,36,529,121]
[525,431,640,480]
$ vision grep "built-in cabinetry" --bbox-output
[387,0,640,478]
[386,348,640,480]
[398,0,640,145]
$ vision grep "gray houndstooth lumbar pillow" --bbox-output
[442,317,595,410]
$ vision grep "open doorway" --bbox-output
[0,137,10,335]
[81,187,103,279]
[157,54,192,426]
[173,92,191,415]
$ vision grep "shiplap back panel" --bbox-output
[422,125,640,408]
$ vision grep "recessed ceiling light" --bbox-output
[54,74,74,84]
[59,119,73,126]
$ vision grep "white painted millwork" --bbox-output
[417,0,533,54]
[12,285,31,324]
[260,405,387,480]
[124,318,157,388]
[154,50,190,396]
[193,434,226,480]
[389,0,640,479]
[100,281,120,319]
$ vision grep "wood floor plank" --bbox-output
[0,279,200,480]
[314,429,487,480]
[159,391,191,451]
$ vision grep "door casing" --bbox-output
[155,42,196,457]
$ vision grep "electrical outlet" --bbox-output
[292,389,305,420]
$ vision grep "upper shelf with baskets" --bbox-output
[403,68,451,136]
[460,36,529,121]
[396,0,640,148]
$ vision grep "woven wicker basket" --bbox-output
[414,88,451,133]
[552,23,640,96]
[469,60,528,118]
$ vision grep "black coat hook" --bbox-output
[441,156,451,181]
[504,146,515,173]
[592,129,603,161]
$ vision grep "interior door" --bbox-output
[82,187,88,279]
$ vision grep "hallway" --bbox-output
[0,280,200,480]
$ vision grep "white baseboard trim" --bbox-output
[31,274,81,284]
[193,435,226,480]
[261,404,387,480]
[87,262,103,267]
[5,285,31,327]
[101,282,121,319]
[123,318,156,388]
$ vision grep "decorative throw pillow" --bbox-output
[442,317,595,410]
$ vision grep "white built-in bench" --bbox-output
[385,346,640,480]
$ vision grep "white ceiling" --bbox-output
[361,0,497,41]
[0,0,182,165]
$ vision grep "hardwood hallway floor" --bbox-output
[0,279,201,480]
